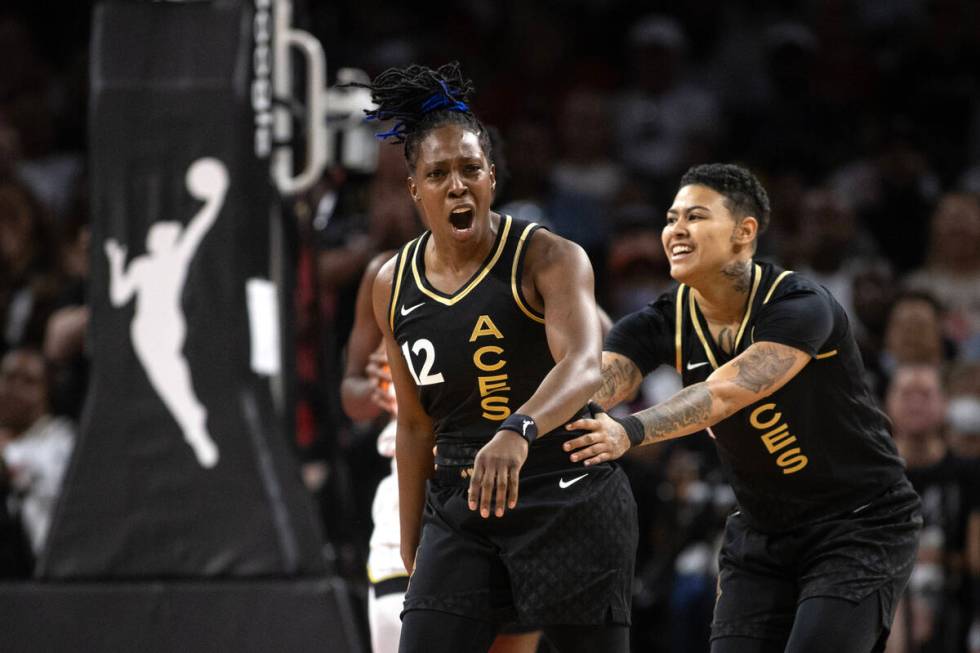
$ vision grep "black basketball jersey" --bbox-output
[388,215,555,450]
[606,261,907,533]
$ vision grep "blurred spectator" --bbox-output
[792,187,877,319]
[605,195,671,317]
[886,364,980,653]
[0,16,83,221]
[733,22,846,179]
[548,86,620,263]
[629,445,730,653]
[906,193,980,353]
[615,15,721,190]
[43,177,89,418]
[850,259,899,397]
[0,174,64,356]
[830,116,941,273]
[947,395,980,461]
[0,347,74,561]
[496,119,557,227]
[882,290,953,379]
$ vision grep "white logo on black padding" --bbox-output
[105,157,228,469]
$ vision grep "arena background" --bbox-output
[0,1,977,652]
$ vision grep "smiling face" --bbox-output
[662,184,756,285]
[407,123,496,245]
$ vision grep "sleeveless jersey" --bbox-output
[388,215,555,451]
[606,261,906,533]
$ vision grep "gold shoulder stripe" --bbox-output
[763,270,794,305]
[689,290,719,370]
[815,349,838,360]
[733,264,763,351]
[511,221,545,324]
[411,215,512,305]
[388,240,415,331]
[675,285,685,373]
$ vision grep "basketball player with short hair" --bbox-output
[359,63,637,653]
[566,163,922,653]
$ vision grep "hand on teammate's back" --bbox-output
[564,412,632,466]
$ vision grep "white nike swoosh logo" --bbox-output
[558,473,588,489]
[400,302,425,316]
[686,360,709,370]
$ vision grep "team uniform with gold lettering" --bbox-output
[605,260,921,648]
[388,215,637,628]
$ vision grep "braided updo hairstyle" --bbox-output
[356,62,492,170]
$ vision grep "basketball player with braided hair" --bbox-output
[565,163,923,653]
[359,63,636,652]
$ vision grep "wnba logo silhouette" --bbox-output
[104,158,229,468]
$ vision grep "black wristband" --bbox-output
[498,413,537,445]
[611,415,645,447]
[587,401,644,447]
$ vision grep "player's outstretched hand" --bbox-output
[468,430,528,519]
[564,410,631,466]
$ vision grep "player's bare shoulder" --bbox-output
[523,228,591,281]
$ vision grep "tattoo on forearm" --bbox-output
[721,260,751,294]
[595,357,641,407]
[637,383,713,444]
[731,344,795,393]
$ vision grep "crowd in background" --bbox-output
[0,1,978,652]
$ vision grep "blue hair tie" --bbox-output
[421,79,469,114]
[368,79,469,142]
[374,121,408,141]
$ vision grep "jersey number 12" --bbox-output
[401,339,445,386]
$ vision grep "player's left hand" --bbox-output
[563,411,631,466]
[468,429,528,519]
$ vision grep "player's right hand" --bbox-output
[563,411,631,465]
[468,429,528,519]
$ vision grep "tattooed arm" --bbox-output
[592,352,644,410]
[565,341,811,464]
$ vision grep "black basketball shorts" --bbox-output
[711,479,922,645]
[403,431,638,628]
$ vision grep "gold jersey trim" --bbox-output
[389,240,415,331]
[733,264,763,350]
[689,290,720,370]
[675,285,686,373]
[410,215,512,306]
[815,349,838,360]
[763,270,794,304]
[688,264,761,370]
[511,222,545,324]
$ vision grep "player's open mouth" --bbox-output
[670,243,694,261]
[449,206,475,231]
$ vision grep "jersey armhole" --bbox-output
[511,221,546,324]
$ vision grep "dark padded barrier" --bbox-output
[0,578,364,653]
[42,0,325,579]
